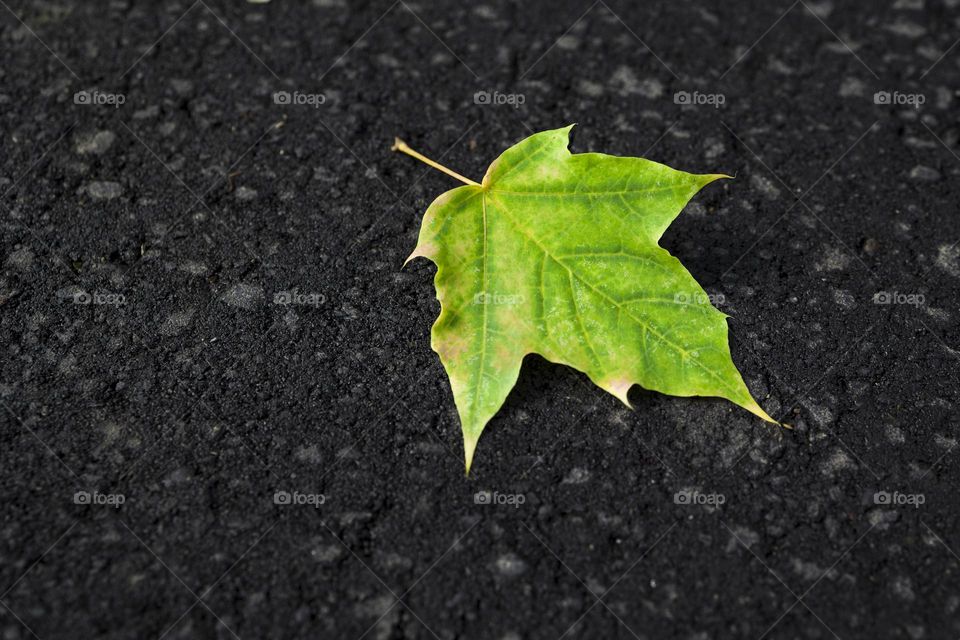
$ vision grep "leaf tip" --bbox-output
[403,242,436,267]
[391,137,407,152]
[463,434,480,476]
[703,173,735,185]
[744,398,777,424]
[541,123,577,149]
[401,250,421,269]
[602,378,634,409]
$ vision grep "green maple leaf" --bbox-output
[395,125,774,473]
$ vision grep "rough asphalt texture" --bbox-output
[2,0,959,638]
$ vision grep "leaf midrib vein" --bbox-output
[472,191,490,428]
[488,185,687,196]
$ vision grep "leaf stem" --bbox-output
[391,137,480,187]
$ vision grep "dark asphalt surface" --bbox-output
[2,1,960,638]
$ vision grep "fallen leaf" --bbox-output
[396,125,774,473]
